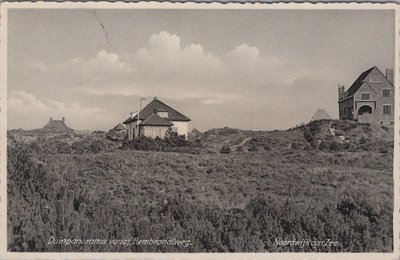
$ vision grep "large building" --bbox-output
[338,66,395,126]
[123,97,191,140]
[31,117,73,134]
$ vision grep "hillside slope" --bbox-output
[191,119,393,153]
[7,119,394,252]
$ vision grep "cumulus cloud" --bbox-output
[69,50,132,73]
[8,90,109,130]
[226,44,260,66]
[28,62,49,73]
[8,90,47,111]
[30,50,134,89]
[132,31,222,89]
[23,31,308,106]
[12,31,321,131]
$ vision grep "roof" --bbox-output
[310,109,331,122]
[123,98,190,124]
[339,66,392,101]
[112,123,126,131]
[140,113,174,127]
[42,119,73,133]
[154,108,168,112]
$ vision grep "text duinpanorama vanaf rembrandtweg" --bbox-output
[48,236,191,247]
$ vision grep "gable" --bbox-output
[124,98,191,124]
[364,67,393,88]
[140,113,174,127]
[355,82,377,95]
[112,123,126,131]
[341,66,393,100]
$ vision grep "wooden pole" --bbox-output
[136,98,145,138]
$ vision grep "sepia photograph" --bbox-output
[1,3,398,257]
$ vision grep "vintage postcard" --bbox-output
[0,2,399,259]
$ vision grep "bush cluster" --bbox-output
[122,133,201,153]
[6,120,394,252]
[302,121,393,153]
[71,137,119,154]
[7,145,393,252]
[18,135,120,155]
[220,144,231,154]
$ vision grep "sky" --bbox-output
[7,9,395,131]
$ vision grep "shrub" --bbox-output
[335,129,346,136]
[122,134,200,153]
[303,126,315,144]
[71,137,118,154]
[7,144,393,252]
[319,140,343,151]
[220,144,231,154]
[29,137,72,154]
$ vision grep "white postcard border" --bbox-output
[0,2,399,259]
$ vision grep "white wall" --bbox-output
[141,126,169,139]
[171,121,189,139]
[127,120,189,139]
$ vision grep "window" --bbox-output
[361,93,370,100]
[390,121,395,126]
[383,89,391,97]
[157,111,168,118]
[383,105,392,115]
[370,76,382,83]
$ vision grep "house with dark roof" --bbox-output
[31,117,73,134]
[110,123,126,132]
[106,123,127,141]
[338,66,394,126]
[123,97,191,140]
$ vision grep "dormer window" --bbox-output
[361,93,370,100]
[157,111,168,118]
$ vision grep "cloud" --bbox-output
[13,31,322,131]
[226,44,260,67]
[8,90,108,130]
[28,62,49,73]
[27,50,133,89]
[8,90,47,111]
[202,96,228,105]
[201,95,240,105]
[126,31,307,102]
[24,31,307,105]
[69,50,132,73]
[132,31,223,88]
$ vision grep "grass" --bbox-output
[7,120,394,252]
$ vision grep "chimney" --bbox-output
[154,96,157,100]
[338,85,345,100]
[62,117,65,122]
[386,69,393,84]
[50,117,53,122]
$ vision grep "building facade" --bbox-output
[338,66,395,126]
[123,97,191,140]
[31,117,74,134]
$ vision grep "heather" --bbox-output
[7,120,394,252]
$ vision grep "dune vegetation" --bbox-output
[7,120,394,252]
